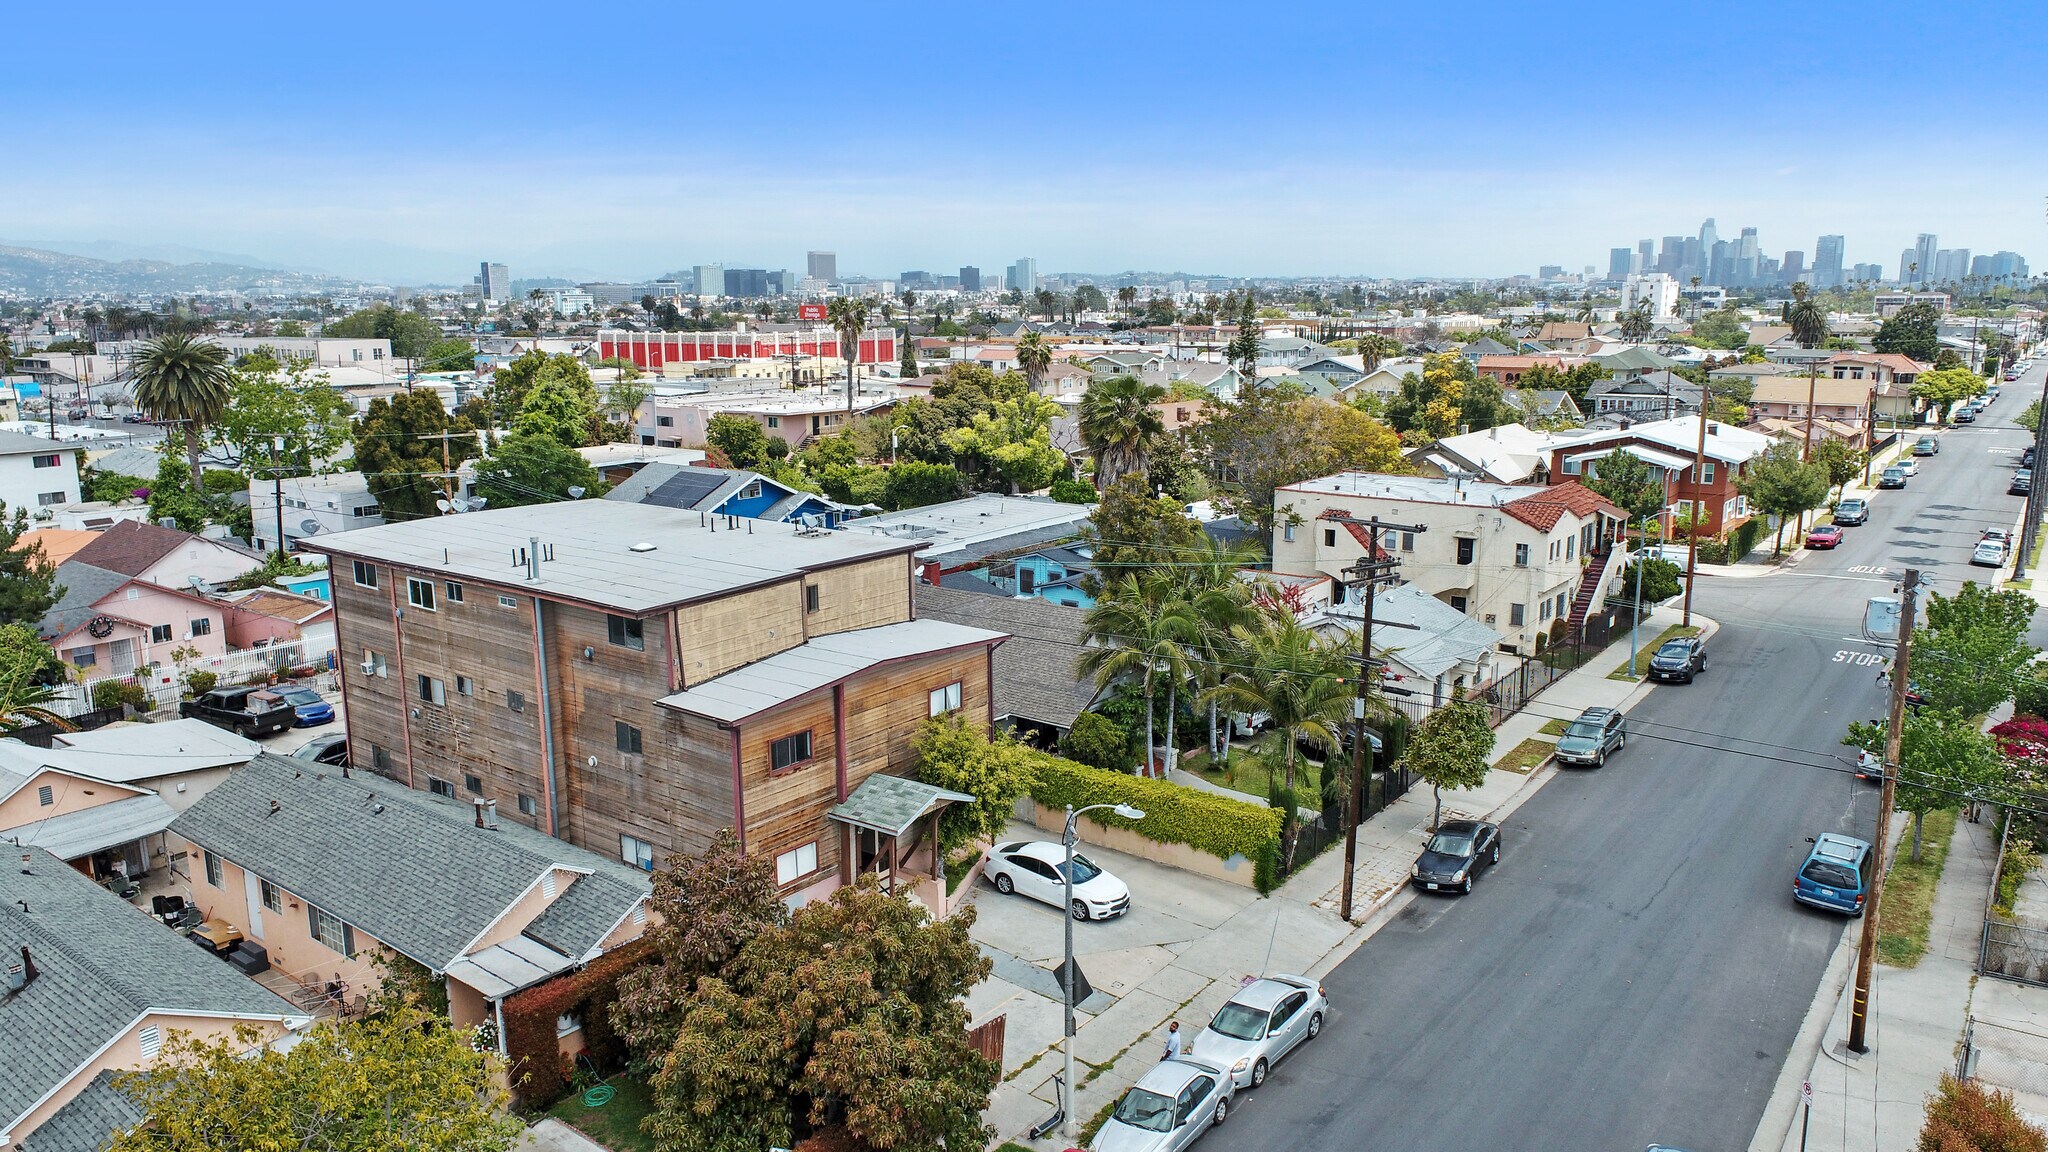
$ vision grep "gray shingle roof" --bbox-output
[0,849,302,1140]
[168,755,649,971]
[914,585,1096,731]
[827,774,974,838]
[37,562,138,643]
[14,1071,139,1152]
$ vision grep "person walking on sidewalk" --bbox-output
[1161,1021,1181,1061]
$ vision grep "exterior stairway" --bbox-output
[1567,546,1616,630]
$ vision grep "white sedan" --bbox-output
[983,840,1132,920]
[1973,539,2009,567]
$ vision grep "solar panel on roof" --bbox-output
[645,470,727,509]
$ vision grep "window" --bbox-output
[308,904,354,956]
[770,730,814,773]
[363,650,387,677]
[1562,458,1582,475]
[607,614,644,650]
[407,578,436,611]
[1323,528,1337,548]
[37,491,64,507]
[1510,603,1525,626]
[351,505,378,519]
[1514,543,1530,567]
[1565,536,1574,561]
[190,618,211,636]
[1449,595,1468,613]
[1402,532,1415,552]
[498,594,518,609]
[456,675,474,697]
[506,690,525,713]
[31,453,60,469]
[428,777,455,798]
[418,675,445,705]
[766,416,780,429]
[150,624,173,643]
[1555,593,1569,618]
[353,560,377,588]
[621,834,655,871]
[1675,499,1694,520]
[929,681,963,716]
[445,581,464,603]
[370,744,390,770]
[805,584,820,613]
[518,793,537,816]
[1697,461,1716,484]
[1539,599,1552,621]
[260,879,281,913]
[67,647,94,668]
[656,415,674,427]
[1456,538,1475,565]
[1282,524,1295,543]
[204,850,222,887]
[616,721,643,754]
[37,783,54,806]
[464,774,482,794]
[137,1025,162,1059]
[776,842,820,885]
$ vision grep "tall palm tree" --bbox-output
[132,333,232,490]
[825,297,870,416]
[1787,281,1829,349]
[1079,574,1197,777]
[1015,331,1052,394]
[1618,301,1654,342]
[1356,333,1398,375]
[1171,537,1261,767]
[1077,375,1166,490]
[1204,614,1351,871]
[1116,286,1138,316]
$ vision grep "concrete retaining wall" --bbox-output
[1017,797,1258,890]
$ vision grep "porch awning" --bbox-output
[3,793,176,861]
[827,774,975,839]
[1566,443,1693,472]
[443,934,577,1001]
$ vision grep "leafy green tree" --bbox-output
[1080,573,1199,779]
[1406,692,1496,828]
[353,392,478,522]
[1620,557,1683,603]
[472,433,605,508]
[899,336,917,379]
[937,392,1064,492]
[1015,330,1051,393]
[108,1008,520,1152]
[322,304,442,359]
[145,454,211,534]
[707,414,773,470]
[1735,442,1830,556]
[611,829,788,1071]
[133,333,233,490]
[211,357,354,473]
[1226,295,1262,378]
[882,461,962,510]
[2021,399,2040,434]
[1912,582,2040,717]
[512,368,601,448]
[1912,366,1984,416]
[1873,302,1942,362]
[911,714,1037,857]
[1810,438,1866,500]
[1199,383,1409,534]
[1059,710,1132,771]
[481,351,591,430]
[1078,375,1167,490]
[646,878,995,1152]
[0,507,62,627]
[1688,306,1749,350]
[83,470,150,504]
[1585,449,1668,522]
[1203,612,1350,870]
[1846,708,2003,861]
[417,337,478,373]
[1087,474,1206,581]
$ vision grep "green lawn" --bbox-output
[1609,624,1703,681]
[1495,736,1554,775]
[1183,746,1325,802]
[1538,718,1570,737]
[545,1074,656,1152]
[1878,809,1957,968]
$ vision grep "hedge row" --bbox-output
[1025,750,1284,894]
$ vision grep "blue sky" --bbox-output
[6,1,2042,284]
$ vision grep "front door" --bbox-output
[244,870,266,939]
[107,639,135,675]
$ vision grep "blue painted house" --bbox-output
[602,462,856,527]
[947,544,1099,609]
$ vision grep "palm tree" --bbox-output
[1117,286,1138,316]
[825,297,870,416]
[1170,537,1260,767]
[132,333,232,490]
[1034,288,1059,322]
[1079,574,1197,777]
[1357,333,1398,375]
[1787,282,1829,349]
[1619,301,1654,342]
[1205,614,1351,871]
[1077,375,1166,489]
[1015,331,1052,394]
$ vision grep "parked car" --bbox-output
[120,412,150,424]
[2013,469,2033,496]
[1912,436,1939,456]
[1898,457,1920,477]
[1955,407,1976,423]
[1554,706,1626,767]
[1640,543,1691,565]
[271,684,335,727]
[1794,833,1874,916]
[1647,636,1707,683]
[1186,975,1328,1089]
[178,686,295,738]
[1972,539,2009,567]
[1985,528,2013,547]
[1833,498,1868,526]
[1411,819,1501,895]
[1877,466,1907,489]
[982,840,1132,920]
[1805,525,1844,549]
[1090,1058,1233,1152]
[2025,446,2036,468]
[290,733,349,767]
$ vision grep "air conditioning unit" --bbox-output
[359,660,377,676]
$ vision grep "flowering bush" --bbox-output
[1991,717,2048,775]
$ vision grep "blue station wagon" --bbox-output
[1794,833,1874,915]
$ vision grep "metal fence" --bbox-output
[5,706,126,747]
[1470,600,1653,728]
[1959,1014,2048,1100]
[1980,920,2048,987]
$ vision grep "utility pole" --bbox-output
[1847,567,1919,1054]
[1330,514,1426,921]
[416,430,467,502]
[1683,402,1710,626]
[2015,367,2048,581]
[271,436,287,563]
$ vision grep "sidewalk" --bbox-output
[982,604,1710,1148]
[1753,811,1999,1152]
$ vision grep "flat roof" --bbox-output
[299,501,918,614]
[840,495,1095,560]
[1279,473,1543,507]
[657,619,1004,724]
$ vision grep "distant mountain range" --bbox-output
[0,244,364,297]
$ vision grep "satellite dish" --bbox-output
[299,519,323,536]
[435,499,452,513]
[567,486,586,499]
[469,497,488,510]
[187,575,216,595]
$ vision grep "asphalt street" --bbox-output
[1203,364,2046,1152]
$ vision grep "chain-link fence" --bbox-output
[1960,1015,2048,1101]
[1981,920,2048,987]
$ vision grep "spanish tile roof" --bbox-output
[169,755,649,971]
[913,585,1096,730]
[1501,481,1624,532]
[0,849,302,1142]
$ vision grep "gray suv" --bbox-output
[1554,706,1626,766]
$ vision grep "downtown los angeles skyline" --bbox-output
[4,2,2043,285]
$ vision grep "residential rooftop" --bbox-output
[298,500,918,614]
[1279,472,1543,508]
[839,494,1095,566]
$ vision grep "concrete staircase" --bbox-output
[1567,547,1616,629]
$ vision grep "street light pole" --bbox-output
[1847,567,1919,1053]
[1062,801,1144,1139]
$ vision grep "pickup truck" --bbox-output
[179,686,296,738]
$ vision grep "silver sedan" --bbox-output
[1184,974,1328,1089]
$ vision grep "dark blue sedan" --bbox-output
[273,685,335,727]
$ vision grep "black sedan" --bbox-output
[1412,820,1501,895]
[1647,637,1707,683]
[2013,469,2033,497]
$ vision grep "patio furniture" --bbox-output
[227,940,270,975]
[191,919,244,955]
[171,906,204,932]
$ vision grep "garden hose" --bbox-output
[582,1084,615,1108]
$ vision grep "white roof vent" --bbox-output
[629,542,657,553]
